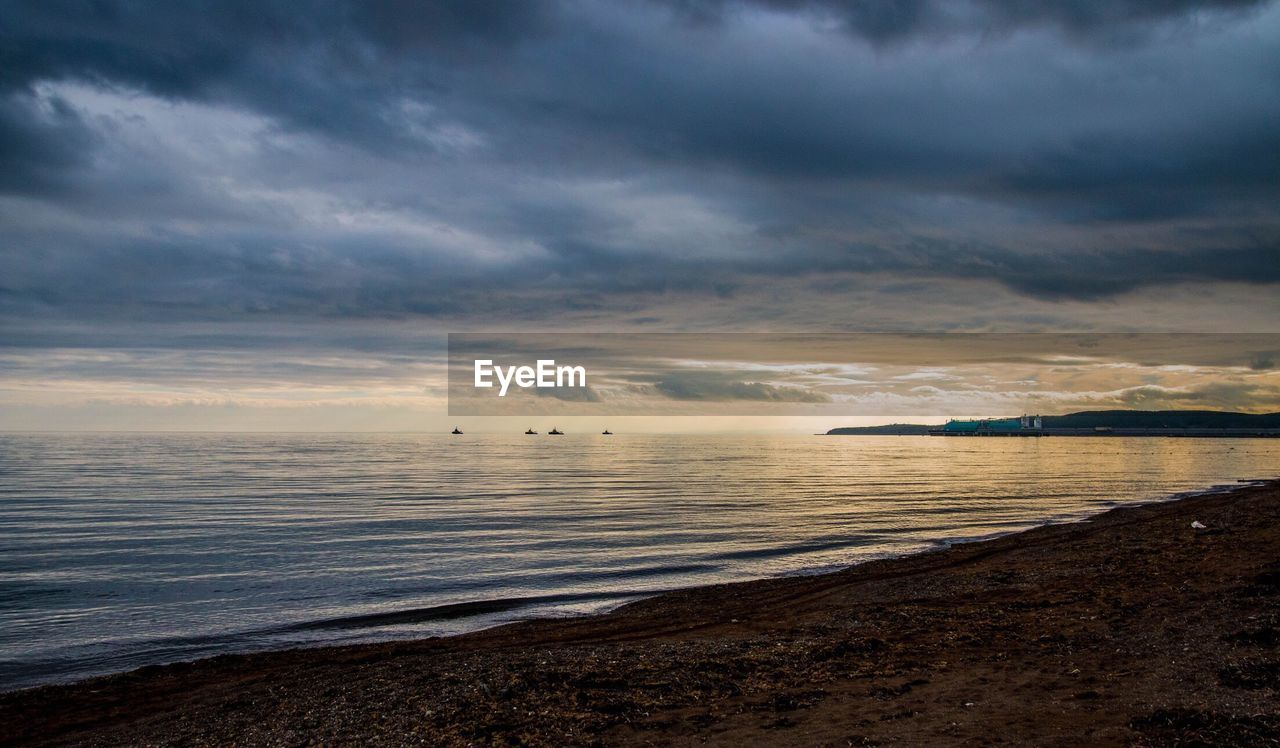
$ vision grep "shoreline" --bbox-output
[3,479,1251,694]
[4,478,1280,745]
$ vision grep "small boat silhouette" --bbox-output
[548,427,564,435]
[525,428,537,435]
[451,427,463,435]
[602,428,612,435]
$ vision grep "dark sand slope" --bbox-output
[4,482,1280,746]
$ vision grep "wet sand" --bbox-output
[4,480,1280,746]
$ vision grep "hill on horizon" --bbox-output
[826,409,1280,435]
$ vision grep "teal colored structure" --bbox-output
[942,418,1026,433]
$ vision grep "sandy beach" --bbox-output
[3,479,1279,746]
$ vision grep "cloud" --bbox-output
[3,1,1280,427]
[1109,380,1280,410]
[534,384,603,402]
[652,371,832,401]
[661,0,1269,44]
[0,1,1275,319]
[0,86,96,196]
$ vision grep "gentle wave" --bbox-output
[0,432,1276,691]
[284,590,656,632]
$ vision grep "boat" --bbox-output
[451,427,463,435]
[548,427,564,435]
[525,428,537,435]
[602,428,612,435]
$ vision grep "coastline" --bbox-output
[4,479,1280,745]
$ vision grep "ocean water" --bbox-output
[0,432,1275,691]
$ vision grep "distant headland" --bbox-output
[827,410,1280,437]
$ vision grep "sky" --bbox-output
[1,0,1278,431]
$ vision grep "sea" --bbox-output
[1,432,1275,691]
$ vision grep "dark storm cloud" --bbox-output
[663,0,1268,43]
[4,0,1276,198]
[777,239,1280,300]
[0,1,553,94]
[0,0,1278,336]
[0,1,557,161]
[0,87,95,195]
[987,125,1280,220]
[1,217,1276,329]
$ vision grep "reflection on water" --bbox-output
[0,432,1275,690]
